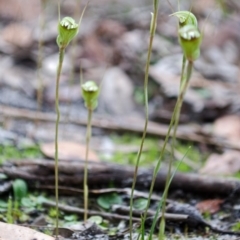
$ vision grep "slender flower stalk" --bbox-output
[81,81,99,221]
[54,16,79,238]
[129,1,159,239]
[54,47,64,238]
[158,11,202,239]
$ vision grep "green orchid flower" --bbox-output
[57,17,79,48]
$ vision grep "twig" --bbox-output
[43,199,140,222]
[1,105,240,151]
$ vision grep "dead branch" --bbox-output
[2,159,240,197]
[1,105,240,150]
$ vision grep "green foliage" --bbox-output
[48,207,59,218]
[174,142,206,172]
[7,196,13,224]
[0,200,8,213]
[133,198,148,210]
[97,193,122,210]
[13,179,28,201]
[106,134,160,166]
[88,215,103,225]
[105,134,205,173]
[0,144,42,165]
[63,214,80,228]
[232,221,240,231]
[0,193,47,223]
[64,214,78,222]
[234,172,240,179]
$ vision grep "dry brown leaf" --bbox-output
[0,0,41,20]
[192,0,216,13]
[41,141,99,162]
[2,23,32,48]
[213,115,240,142]
[196,199,224,214]
[200,151,240,175]
[96,19,126,39]
[0,222,55,240]
[83,33,111,64]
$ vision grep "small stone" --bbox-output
[100,67,135,115]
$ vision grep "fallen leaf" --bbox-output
[2,23,32,48]
[196,199,224,214]
[200,151,240,175]
[82,32,112,64]
[41,141,99,162]
[0,0,41,20]
[96,19,126,40]
[192,0,216,14]
[0,221,54,240]
[213,115,240,142]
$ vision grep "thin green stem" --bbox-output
[142,90,180,231]
[147,59,191,239]
[148,146,190,240]
[129,2,159,239]
[54,47,65,239]
[7,196,13,224]
[84,108,92,221]
[158,60,193,239]
[142,65,192,239]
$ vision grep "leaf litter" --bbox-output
[0,0,240,239]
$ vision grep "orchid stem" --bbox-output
[54,47,65,238]
[84,108,92,221]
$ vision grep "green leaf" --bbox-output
[97,193,122,210]
[88,215,103,225]
[21,197,36,208]
[133,198,148,210]
[0,200,8,212]
[12,179,28,201]
[64,214,78,222]
[0,200,8,208]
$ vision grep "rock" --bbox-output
[100,67,135,115]
[42,53,72,77]
[195,57,239,83]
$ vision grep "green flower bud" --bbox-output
[171,11,198,28]
[81,81,99,110]
[178,24,201,61]
[57,17,79,48]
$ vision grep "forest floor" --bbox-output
[0,0,240,239]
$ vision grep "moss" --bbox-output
[104,134,207,173]
[0,144,42,165]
